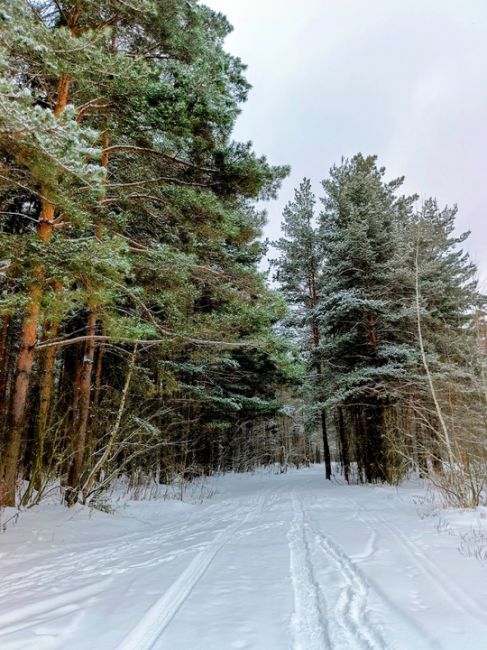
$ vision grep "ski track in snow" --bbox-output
[117,491,269,650]
[343,501,445,650]
[289,485,389,650]
[288,492,331,650]
[371,510,487,625]
[0,501,250,644]
[345,493,487,628]
[1,468,486,650]
[306,517,388,648]
[0,501,240,602]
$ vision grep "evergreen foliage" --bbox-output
[275,155,486,497]
[273,179,332,479]
[0,0,296,507]
[0,1,484,508]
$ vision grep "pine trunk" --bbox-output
[0,283,42,505]
[310,274,332,480]
[337,406,350,484]
[32,320,60,490]
[320,407,332,480]
[0,71,72,506]
[0,315,11,429]
[66,311,97,505]
[93,346,105,407]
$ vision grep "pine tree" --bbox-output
[0,0,292,506]
[276,155,485,493]
[317,155,413,481]
[273,179,332,479]
[408,200,484,498]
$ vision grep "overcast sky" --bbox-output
[207,0,487,283]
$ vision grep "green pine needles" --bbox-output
[0,0,295,507]
[275,155,486,499]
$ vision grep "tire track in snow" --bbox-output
[0,506,238,600]
[288,492,331,650]
[0,578,112,637]
[372,512,487,624]
[0,507,244,642]
[117,492,268,650]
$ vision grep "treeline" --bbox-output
[0,0,302,508]
[1,4,485,512]
[274,155,487,505]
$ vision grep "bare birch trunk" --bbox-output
[414,235,455,473]
[82,346,137,503]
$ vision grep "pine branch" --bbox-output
[34,334,255,351]
[103,146,217,173]
[105,176,209,190]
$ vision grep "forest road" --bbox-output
[1,467,486,650]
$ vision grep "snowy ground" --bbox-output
[1,466,486,650]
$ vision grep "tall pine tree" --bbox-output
[273,179,332,479]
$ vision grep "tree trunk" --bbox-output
[337,406,350,484]
[309,272,332,480]
[321,407,332,480]
[66,311,97,505]
[0,71,72,506]
[93,346,105,407]
[30,318,60,495]
[0,315,11,430]
[37,324,59,443]
[70,352,83,438]
[0,283,42,505]
[415,236,455,473]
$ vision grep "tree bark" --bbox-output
[30,313,61,494]
[93,346,105,407]
[37,323,59,443]
[0,283,42,505]
[337,406,350,484]
[66,311,97,505]
[0,70,72,505]
[0,315,11,430]
[320,407,332,480]
[309,273,332,480]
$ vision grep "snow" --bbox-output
[0,466,486,650]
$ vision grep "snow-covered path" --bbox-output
[1,467,486,649]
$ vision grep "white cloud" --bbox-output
[207,0,487,279]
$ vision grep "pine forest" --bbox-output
[1,3,487,649]
[0,1,486,511]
